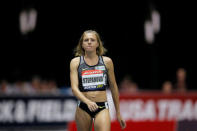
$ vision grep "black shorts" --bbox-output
[78,101,109,118]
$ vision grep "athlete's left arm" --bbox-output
[104,57,126,129]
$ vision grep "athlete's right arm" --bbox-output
[70,57,98,112]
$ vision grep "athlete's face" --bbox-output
[82,33,99,52]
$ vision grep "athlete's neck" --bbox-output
[84,52,98,59]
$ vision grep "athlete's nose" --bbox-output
[88,40,92,44]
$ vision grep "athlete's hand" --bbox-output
[87,101,98,112]
[117,113,126,130]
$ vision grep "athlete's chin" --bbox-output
[85,49,96,52]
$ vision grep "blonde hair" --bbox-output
[74,30,107,56]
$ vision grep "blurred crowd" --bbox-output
[161,67,188,94]
[0,76,72,96]
[0,67,191,96]
[119,67,190,95]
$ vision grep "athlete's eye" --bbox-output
[90,38,96,42]
[84,39,89,42]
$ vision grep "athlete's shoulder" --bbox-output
[70,57,80,67]
[102,56,113,64]
[71,56,80,62]
[102,56,113,70]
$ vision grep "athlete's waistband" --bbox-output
[78,101,109,109]
[79,87,107,92]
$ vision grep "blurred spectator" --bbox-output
[39,79,60,95]
[59,86,73,95]
[40,79,50,94]
[162,80,173,94]
[0,80,15,94]
[119,75,138,94]
[12,80,25,94]
[30,76,42,94]
[48,79,60,95]
[174,68,187,93]
[12,80,32,95]
[0,80,7,93]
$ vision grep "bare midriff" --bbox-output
[82,90,107,102]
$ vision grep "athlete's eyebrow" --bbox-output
[83,38,96,41]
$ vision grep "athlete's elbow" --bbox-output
[71,87,78,96]
[71,88,75,94]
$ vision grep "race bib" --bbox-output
[82,69,105,87]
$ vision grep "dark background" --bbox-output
[1,0,196,90]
